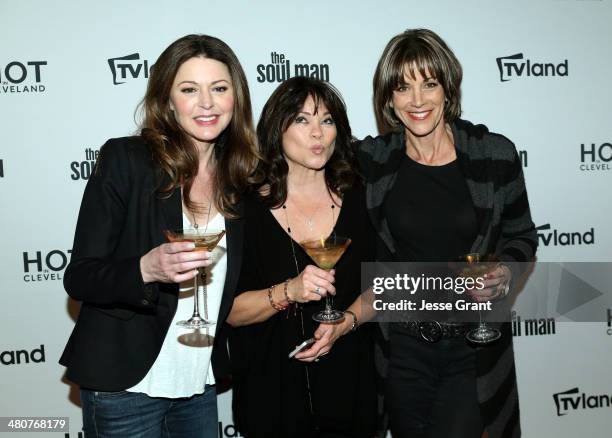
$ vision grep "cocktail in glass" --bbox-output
[300,235,351,323]
[457,253,502,344]
[164,228,225,329]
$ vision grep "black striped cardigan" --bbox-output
[357,118,538,438]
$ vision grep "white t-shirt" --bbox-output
[128,213,227,398]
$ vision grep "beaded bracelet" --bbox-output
[268,284,287,311]
[283,279,294,304]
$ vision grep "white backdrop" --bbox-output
[1,0,611,437]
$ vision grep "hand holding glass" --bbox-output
[300,235,351,323]
[164,228,225,329]
[458,253,502,344]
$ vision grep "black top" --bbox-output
[228,184,377,438]
[384,155,478,262]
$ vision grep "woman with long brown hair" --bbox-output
[60,34,257,437]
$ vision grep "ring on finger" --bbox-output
[500,280,510,297]
[313,286,321,296]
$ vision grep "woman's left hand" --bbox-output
[467,264,511,302]
[294,320,351,363]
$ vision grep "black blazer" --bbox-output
[59,136,243,391]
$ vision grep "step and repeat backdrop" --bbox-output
[1,0,611,437]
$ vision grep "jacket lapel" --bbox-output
[158,180,183,238]
[365,132,405,257]
[452,122,495,254]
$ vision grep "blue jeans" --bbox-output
[81,385,218,438]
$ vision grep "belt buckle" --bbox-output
[418,321,443,343]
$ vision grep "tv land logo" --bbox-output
[23,249,72,283]
[70,148,99,181]
[108,53,152,85]
[1,344,45,366]
[496,53,568,82]
[0,61,47,93]
[553,387,612,416]
[580,142,611,172]
[511,311,556,336]
[536,223,595,246]
[256,51,330,83]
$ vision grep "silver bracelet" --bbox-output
[344,310,358,332]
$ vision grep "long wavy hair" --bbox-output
[255,77,357,209]
[138,34,258,217]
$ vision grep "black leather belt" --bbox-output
[399,321,472,343]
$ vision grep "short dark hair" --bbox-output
[373,28,463,133]
[255,77,357,208]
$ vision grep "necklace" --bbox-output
[281,200,337,294]
[287,197,333,232]
[191,199,212,231]
[279,200,338,418]
[189,200,213,326]
[282,201,336,243]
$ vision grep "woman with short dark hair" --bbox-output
[228,76,377,438]
[358,28,538,438]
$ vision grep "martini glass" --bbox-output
[164,228,225,329]
[458,253,502,344]
[300,235,351,323]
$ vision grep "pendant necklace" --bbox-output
[190,200,212,324]
[280,200,337,418]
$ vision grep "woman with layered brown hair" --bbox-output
[357,29,537,438]
[60,34,257,437]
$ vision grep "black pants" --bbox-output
[386,327,484,438]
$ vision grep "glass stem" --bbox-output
[325,295,332,314]
[192,269,202,319]
[325,268,333,314]
[201,271,208,321]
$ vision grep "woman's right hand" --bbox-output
[286,265,335,303]
[140,242,212,284]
